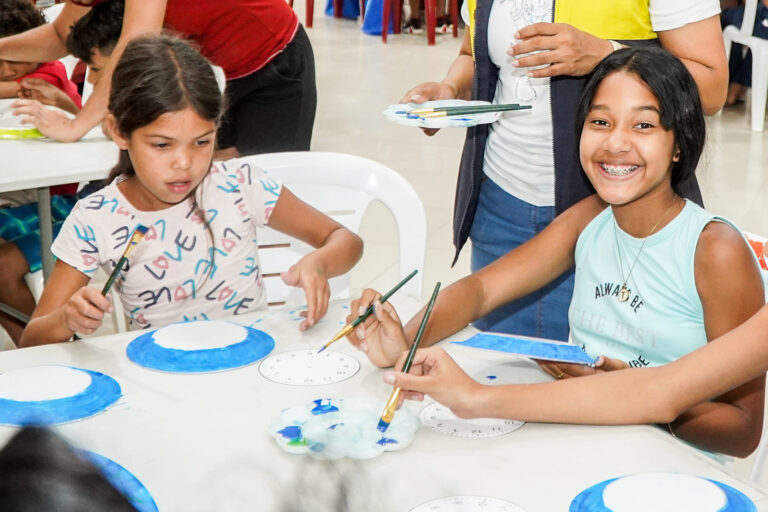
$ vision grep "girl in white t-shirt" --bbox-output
[19,36,362,347]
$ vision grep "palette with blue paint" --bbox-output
[269,397,419,459]
[0,365,121,426]
[83,451,158,512]
[383,100,503,129]
[570,473,756,512]
[126,320,274,373]
[453,333,597,366]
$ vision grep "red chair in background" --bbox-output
[377,0,459,45]
[288,0,343,28]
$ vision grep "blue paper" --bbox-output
[83,451,158,512]
[0,368,121,426]
[570,476,756,512]
[452,333,596,365]
[126,322,274,373]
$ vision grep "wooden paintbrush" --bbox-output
[101,225,148,295]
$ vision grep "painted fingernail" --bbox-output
[527,72,534,77]
[383,372,395,384]
[512,60,519,67]
[356,327,365,340]
[514,31,520,39]
[358,306,365,316]
[411,93,421,100]
[360,341,368,353]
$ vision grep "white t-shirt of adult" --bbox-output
[52,159,282,331]
[461,0,720,207]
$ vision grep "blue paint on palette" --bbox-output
[83,451,158,512]
[311,399,339,415]
[486,375,497,380]
[126,323,274,373]
[570,476,756,512]
[453,333,597,366]
[0,368,121,426]
[377,437,398,446]
[278,425,302,439]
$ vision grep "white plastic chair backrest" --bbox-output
[242,151,426,306]
[740,0,760,39]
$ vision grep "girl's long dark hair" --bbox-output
[575,46,706,196]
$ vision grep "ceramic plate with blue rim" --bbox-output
[268,397,419,459]
[569,473,756,512]
[453,332,597,366]
[0,365,121,426]
[126,320,274,373]
[383,100,504,129]
[83,451,158,512]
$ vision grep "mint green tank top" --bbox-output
[569,200,749,367]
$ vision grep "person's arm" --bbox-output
[0,3,89,62]
[666,222,766,456]
[0,81,20,99]
[657,15,728,115]
[19,260,113,347]
[385,303,768,428]
[347,195,605,367]
[18,78,80,114]
[13,0,167,142]
[266,187,363,331]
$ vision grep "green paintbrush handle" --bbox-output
[401,281,441,373]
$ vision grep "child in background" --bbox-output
[20,35,362,347]
[349,47,765,457]
[17,0,123,114]
[0,0,81,110]
[0,0,122,346]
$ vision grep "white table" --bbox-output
[0,99,118,281]
[0,298,765,511]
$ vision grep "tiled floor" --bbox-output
[300,12,768,482]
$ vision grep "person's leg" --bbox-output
[404,0,422,32]
[469,178,572,341]
[219,26,316,156]
[0,241,35,346]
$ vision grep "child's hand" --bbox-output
[18,78,79,114]
[383,347,481,419]
[281,255,329,331]
[537,355,629,379]
[10,99,79,142]
[346,289,409,368]
[399,81,457,136]
[64,287,113,336]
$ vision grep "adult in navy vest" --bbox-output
[0,0,316,158]
[399,0,727,340]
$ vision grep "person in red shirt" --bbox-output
[0,0,316,158]
[0,0,81,110]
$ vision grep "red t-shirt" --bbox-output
[18,61,83,111]
[70,0,299,79]
[19,61,82,196]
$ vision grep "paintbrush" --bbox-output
[317,269,418,354]
[377,281,441,433]
[408,103,531,117]
[101,225,148,295]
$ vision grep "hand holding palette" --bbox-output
[383,100,508,129]
[269,397,419,459]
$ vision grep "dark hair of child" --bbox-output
[575,46,706,196]
[0,0,46,39]
[66,0,125,64]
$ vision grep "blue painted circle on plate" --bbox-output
[0,367,121,426]
[569,476,756,512]
[83,451,158,512]
[126,322,275,373]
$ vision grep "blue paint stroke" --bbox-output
[328,423,344,430]
[83,451,158,512]
[569,476,756,512]
[0,368,121,426]
[126,322,274,373]
[278,426,302,439]
[311,399,339,415]
[453,333,597,366]
[377,437,398,446]
[486,375,497,380]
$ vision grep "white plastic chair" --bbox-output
[244,151,426,305]
[723,0,768,131]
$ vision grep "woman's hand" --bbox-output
[538,355,630,379]
[11,99,81,141]
[18,78,80,114]
[345,288,409,368]
[508,22,614,78]
[281,254,330,331]
[383,346,482,418]
[64,287,113,336]
[399,81,458,136]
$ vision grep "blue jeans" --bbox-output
[469,178,573,341]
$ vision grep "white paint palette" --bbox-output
[258,349,359,386]
[410,496,528,511]
[419,402,524,438]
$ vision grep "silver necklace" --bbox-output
[613,199,681,303]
